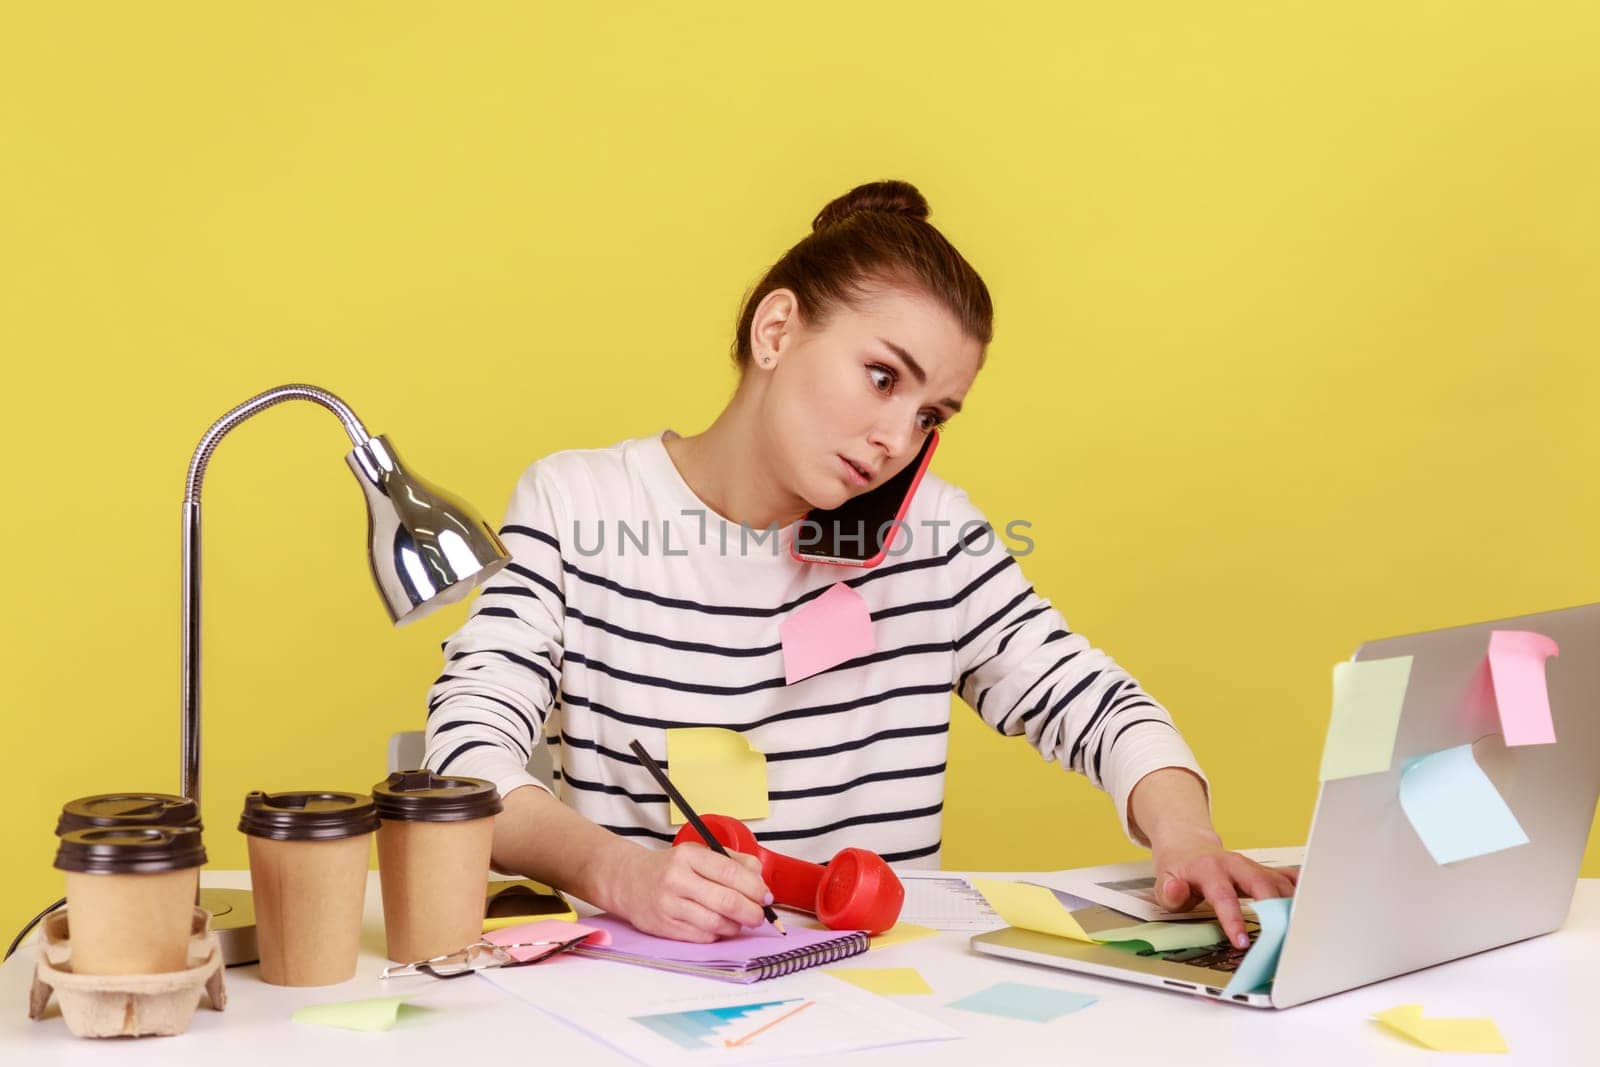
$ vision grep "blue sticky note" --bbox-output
[1399,744,1529,865]
[946,981,1097,1022]
[1222,896,1293,998]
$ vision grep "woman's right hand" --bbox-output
[606,842,773,942]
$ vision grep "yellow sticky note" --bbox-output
[1373,1004,1508,1053]
[665,728,768,824]
[824,966,933,995]
[291,997,409,1032]
[1320,655,1413,780]
[970,879,1095,942]
[797,920,937,951]
[869,922,939,951]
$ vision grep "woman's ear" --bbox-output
[751,288,799,368]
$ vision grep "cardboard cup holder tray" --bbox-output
[28,906,226,1038]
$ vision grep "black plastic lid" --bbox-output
[236,790,379,841]
[372,770,503,823]
[54,825,207,874]
[55,793,202,836]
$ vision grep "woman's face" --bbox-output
[754,281,985,513]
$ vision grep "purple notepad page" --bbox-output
[577,914,860,966]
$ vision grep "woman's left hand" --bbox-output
[1149,829,1299,950]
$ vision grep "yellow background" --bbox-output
[2,3,1597,939]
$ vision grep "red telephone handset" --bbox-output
[672,814,905,934]
[791,429,939,568]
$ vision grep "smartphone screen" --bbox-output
[792,430,939,567]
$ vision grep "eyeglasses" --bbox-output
[379,933,590,980]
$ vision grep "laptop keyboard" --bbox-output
[1127,929,1258,973]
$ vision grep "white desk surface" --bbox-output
[5,872,1594,1066]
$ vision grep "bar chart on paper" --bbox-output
[897,872,1006,931]
[573,988,960,1065]
[633,998,812,1050]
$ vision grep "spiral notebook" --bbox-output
[569,914,868,983]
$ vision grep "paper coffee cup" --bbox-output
[372,770,502,963]
[55,826,206,975]
[238,790,379,987]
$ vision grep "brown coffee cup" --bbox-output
[238,790,378,987]
[372,770,502,963]
[54,826,207,975]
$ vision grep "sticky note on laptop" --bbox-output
[1319,655,1413,781]
[664,728,768,824]
[972,880,1228,954]
[779,582,876,684]
[970,879,1095,943]
[1487,630,1559,746]
[1221,896,1292,998]
[1094,921,1227,952]
[1399,744,1529,865]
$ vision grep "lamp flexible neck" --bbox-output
[181,383,372,805]
[184,384,371,504]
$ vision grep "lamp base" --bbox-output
[199,887,258,966]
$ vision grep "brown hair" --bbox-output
[731,179,994,370]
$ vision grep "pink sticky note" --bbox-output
[1487,630,1559,746]
[484,920,608,960]
[780,582,876,684]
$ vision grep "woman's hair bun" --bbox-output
[811,179,931,233]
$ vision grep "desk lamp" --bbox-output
[182,384,510,963]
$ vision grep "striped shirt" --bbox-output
[423,429,1206,868]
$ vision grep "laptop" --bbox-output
[971,601,1600,1008]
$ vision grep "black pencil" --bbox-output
[628,738,786,935]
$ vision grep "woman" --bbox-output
[424,179,1295,947]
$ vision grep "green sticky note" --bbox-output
[291,996,410,1032]
[1319,655,1413,780]
[1094,921,1227,952]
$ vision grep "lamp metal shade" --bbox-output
[346,434,510,624]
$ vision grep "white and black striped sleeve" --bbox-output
[422,460,566,801]
[943,485,1210,845]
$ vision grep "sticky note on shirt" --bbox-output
[1399,744,1529,864]
[664,728,768,824]
[947,981,1097,1022]
[1487,630,1559,746]
[1221,896,1292,997]
[292,997,410,1032]
[1373,1004,1508,1053]
[779,582,875,684]
[824,966,933,995]
[970,879,1095,943]
[1319,655,1413,780]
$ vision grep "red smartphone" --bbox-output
[790,429,940,568]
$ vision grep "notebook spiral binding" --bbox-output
[755,930,870,979]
